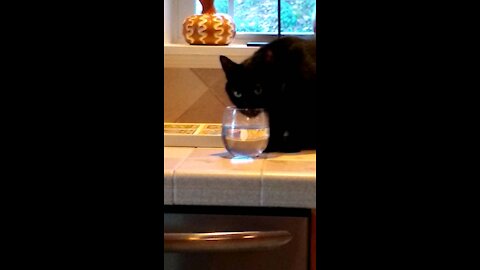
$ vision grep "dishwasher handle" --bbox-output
[164,230,292,253]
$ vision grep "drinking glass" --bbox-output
[221,106,270,158]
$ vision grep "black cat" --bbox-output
[220,36,316,153]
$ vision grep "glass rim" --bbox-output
[225,106,266,111]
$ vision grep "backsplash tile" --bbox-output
[164,68,208,121]
[176,91,226,123]
[164,68,232,123]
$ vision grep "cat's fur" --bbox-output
[220,36,316,152]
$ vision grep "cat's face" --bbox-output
[220,55,279,109]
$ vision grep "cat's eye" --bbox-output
[233,91,242,98]
[254,85,263,95]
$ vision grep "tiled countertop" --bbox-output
[164,147,316,209]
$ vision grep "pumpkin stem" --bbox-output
[199,0,216,14]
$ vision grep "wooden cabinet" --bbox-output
[311,209,316,270]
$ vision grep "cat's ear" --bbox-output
[219,55,238,76]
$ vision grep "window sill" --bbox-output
[164,44,258,69]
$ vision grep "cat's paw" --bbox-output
[263,145,278,153]
[264,143,301,153]
[279,145,301,153]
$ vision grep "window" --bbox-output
[195,0,316,43]
[164,0,316,68]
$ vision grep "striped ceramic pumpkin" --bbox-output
[182,0,236,45]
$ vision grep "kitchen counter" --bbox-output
[164,147,316,209]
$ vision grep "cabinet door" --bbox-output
[164,212,309,270]
[310,209,316,270]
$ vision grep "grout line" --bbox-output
[189,68,231,106]
[173,91,211,123]
[190,68,214,87]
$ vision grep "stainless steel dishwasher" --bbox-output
[164,205,311,270]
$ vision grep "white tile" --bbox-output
[174,148,264,207]
[164,168,174,205]
[261,160,316,209]
[164,147,195,205]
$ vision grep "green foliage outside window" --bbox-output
[197,0,316,33]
